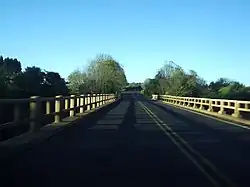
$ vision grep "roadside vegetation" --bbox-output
[142,61,250,100]
[0,54,127,99]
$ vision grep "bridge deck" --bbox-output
[2,93,250,187]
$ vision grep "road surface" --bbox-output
[2,93,250,187]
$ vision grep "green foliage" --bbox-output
[68,54,127,94]
[68,69,87,94]
[143,61,250,100]
[125,82,143,91]
[0,55,69,98]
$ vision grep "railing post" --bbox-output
[105,94,107,103]
[29,96,41,132]
[207,100,213,112]
[108,94,111,102]
[199,100,204,110]
[100,94,103,106]
[65,98,68,110]
[87,94,91,110]
[84,95,88,110]
[70,95,75,117]
[80,95,85,113]
[182,100,186,106]
[54,95,62,123]
[232,101,240,118]
[46,101,51,115]
[76,97,80,114]
[92,94,96,109]
[96,94,100,107]
[102,94,105,104]
[193,100,197,108]
[218,101,225,114]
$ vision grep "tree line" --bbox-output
[0,56,69,99]
[0,54,127,99]
[143,61,250,100]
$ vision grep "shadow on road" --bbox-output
[2,93,216,187]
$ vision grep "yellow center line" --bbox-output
[138,101,220,187]
[139,101,238,187]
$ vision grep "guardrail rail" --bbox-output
[154,94,250,122]
[0,94,116,141]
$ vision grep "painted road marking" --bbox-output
[139,101,237,187]
[138,102,220,187]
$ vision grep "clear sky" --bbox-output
[1,0,249,85]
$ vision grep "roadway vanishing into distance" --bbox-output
[2,92,250,187]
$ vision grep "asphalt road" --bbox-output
[2,93,250,187]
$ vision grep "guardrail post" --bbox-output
[96,94,100,107]
[109,94,112,102]
[199,100,204,110]
[46,101,51,115]
[84,95,88,110]
[76,97,80,113]
[87,94,91,110]
[108,94,111,103]
[207,100,213,112]
[193,100,197,108]
[105,94,108,103]
[70,95,75,117]
[182,100,186,106]
[100,94,103,105]
[92,94,96,109]
[218,101,225,114]
[102,94,105,104]
[54,95,62,123]
[29,96,41,132]
[232,101,240,118]
[80,95,85,113]
[64,98,68,110]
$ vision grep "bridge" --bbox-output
[1,92,250,187]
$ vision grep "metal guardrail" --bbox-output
[155,95,250,120]
[0,94,116,139]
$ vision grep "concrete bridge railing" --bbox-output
[0,94,116,141]
[154,95,250,123]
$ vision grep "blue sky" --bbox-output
[1,0,249,85]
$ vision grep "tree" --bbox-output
[12,66,46,97]
[1,57,22,74]
[44,71,69,96]
[67,69,88,94]
[0,55,70,99]
[143,78,161,97]
[87,54,127,93]
[68,54,127,94]
[0,65,7,98]
[152,62,202,96]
